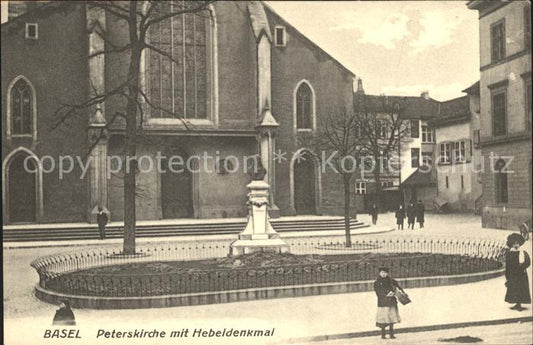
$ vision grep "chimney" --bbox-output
[356,78,365,94]
[420,90,429,100]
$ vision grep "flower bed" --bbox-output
[42,251,502,297]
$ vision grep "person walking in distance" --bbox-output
[416,200,425,229]
[370,203,379,225]
[97,207,108,240]
[374,267,403,339]
[505,233,531,311]
[407,201,416,230]
[395,205,405,230]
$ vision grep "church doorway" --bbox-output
[160,152,194,219]
[7,153,37,223]
[293,151,317,215]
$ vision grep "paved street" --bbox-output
[3,214,533,345]
[297,321,533,345]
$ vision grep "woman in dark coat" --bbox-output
[395,205,405,230]
[505,233,531,311]
[374,267,403,339]
[407,202,416,230]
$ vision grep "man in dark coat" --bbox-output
[505,233,531,311]
[97,207,108,240]
[369,203,379,225]
[406,202,416,230]
[395,205,405,230]
[52,300,76,326]
[416,200,425,229]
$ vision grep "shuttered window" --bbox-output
[492,91,507,136]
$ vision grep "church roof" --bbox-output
[262,2,355,77]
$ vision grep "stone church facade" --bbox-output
[1,2,355,225]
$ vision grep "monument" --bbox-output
[230,158,290,256]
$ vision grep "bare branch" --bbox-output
[89,44,131,58]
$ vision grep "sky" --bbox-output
[266,1,480,102]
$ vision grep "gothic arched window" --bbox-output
[148,1,211,119]
[296,82,313,130]
[11,78,33,135]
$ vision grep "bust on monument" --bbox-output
[248,156,267,181]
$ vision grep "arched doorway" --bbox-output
[6,152,38,223]
[160,151,194,218]
[293,151,317,215]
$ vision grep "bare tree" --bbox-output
[353,94,411,208]
[8,1,215,254]
[300,109,363,247]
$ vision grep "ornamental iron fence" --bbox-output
[31,237,506,298]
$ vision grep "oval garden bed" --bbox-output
[41,251,502,298]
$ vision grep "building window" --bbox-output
[491,91,507,136]
[495,159,508,204]
[410,120,419,138]
[10,78,33,135]
[461,175,464,189]
[491,20,505,63]
[445,176,449,189]
[296,82,313,130]
[25,23,38,39]
[148,2,210,119]
[411,148,420,168]
[379,121,389,139]
[439,142,451,164]
[355,182,366,195]
[275,26,286,46]
[473,129,481,148]
[453,140,466,163]
[421,125,433,143]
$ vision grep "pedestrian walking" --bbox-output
[416,200,425,229]
[407,202,416,229]
[370,203,379,225]
[395,205,405,230]
[374,266,403,339]
[97,207,108,240]
[52,299,76,326]
[505,233,531,311]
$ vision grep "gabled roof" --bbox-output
[462,81,480,95]
[402,168,436,186]
[262,2,355,77]
[430,95,471,127]
[353,93,441,120]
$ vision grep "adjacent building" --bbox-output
[468,0,532,229]
[431,82,483,213]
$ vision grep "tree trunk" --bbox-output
[343,173,352,248]
[373,162,382,210]
[123,3,140,255]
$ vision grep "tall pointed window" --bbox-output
[296,82,313,130]
[11,78,33,135]
[148,1,210,119]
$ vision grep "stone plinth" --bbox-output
[230,180,289,256]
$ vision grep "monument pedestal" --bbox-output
[230,180,289,256]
